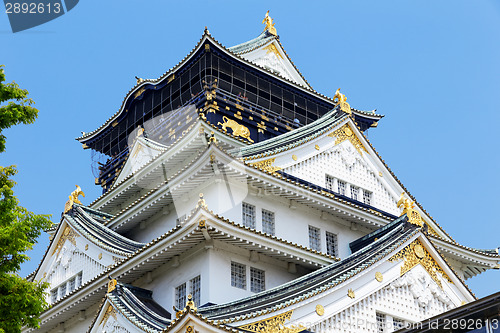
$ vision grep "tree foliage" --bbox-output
[0,65,52,332]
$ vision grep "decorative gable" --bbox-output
[115,136,166,184]
[236,40,309,87]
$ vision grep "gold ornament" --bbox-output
[64,185,85,213]
[389,239,453,288]
[315,304,325,316]
[327,124,367,155]
[333,88,351,114]
[375,272,383,282]
[217,116,254,143]
[347,288,355,299]
[107,279,117,293]
[52,226,78,256]
[262,11,277,36]
[292,155,297,161]
[238,310,305,333]
[249,158,282,174]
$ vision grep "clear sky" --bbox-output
[1,0,499,298]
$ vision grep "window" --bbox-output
[69,277,76,293]
[309,226,321,251]
[231,262,246,289]
[363,190,372,205]
[337,180,346,196]
[392,317,405,331]
[175,283,186,309]
[60,283,66,298]
[189,276,201,307]
[326,232,338,257]
[76,272,82,288]
[176,214,186,226]
[325,174,335,191]
[376,312,386,333]
[242,203,256,229]
[250,267,265,293]
[50,289,57,303]
[262,209,275,235]
[350,185,359,201]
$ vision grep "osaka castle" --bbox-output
[26,12,500,333]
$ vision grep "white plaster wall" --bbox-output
[284,140,400,216]
[136,240,302,311]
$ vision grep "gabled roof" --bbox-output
[66,204,145,255]
[199,216,475,324]
[88,283,171,333]
[31,204,145,282]
[198,216,417,321]
[77,22,381,146]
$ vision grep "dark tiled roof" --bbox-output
[199,219,418,322]
[108,283,171,332]
[228,31,275,54]
[66,204,145,255]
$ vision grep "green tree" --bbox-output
[0,65,52,332]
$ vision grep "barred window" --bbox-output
[309,225,321,251]
[326,231,338,257]
[350,185,359,201]
[242,203,256,229]
[392,317,405,331]
[231,262,246,289]
[337,180,346,196]
[325,174,335,191]
[190,276,201,307]
[76,272,82,288]
[262,209,275,235]
[60,283,66,298]
[175,283,187,309]
[176,214,186,226]
[51,289,57,303]
[250,267,265,293]
[69,277,76,293]
[376,312,386,333]
[363,190,372,205]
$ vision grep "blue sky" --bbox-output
[1,1,499,297]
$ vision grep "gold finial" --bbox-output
[107,279,117,293]
[397,193,424,227]
[198,193,207,208]
[185,294,197,312]
[64,185,85,213]
[135,76,144,84]
[333,88,351,114]
[262,10,277,36]
[136,126,145,138]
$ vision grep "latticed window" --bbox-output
[51,289,57,303]
[262,209,275,235]
[337,180,346,196]
[175,283,186,309]
[242,203,256,229]
[326,231,338,257]
[363,190,372,205]
[250,267,265,293]
[60,283,66,298]
[176,214,186,226]
[309,226,321,251]
[69,277,76,293]
[350,185,359,201]
[325,174,335,191]
[376,312,386,333]
[231,262,246,289]
[76,272,82,288]
[190,276,201,307]
[392,317,405,331]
